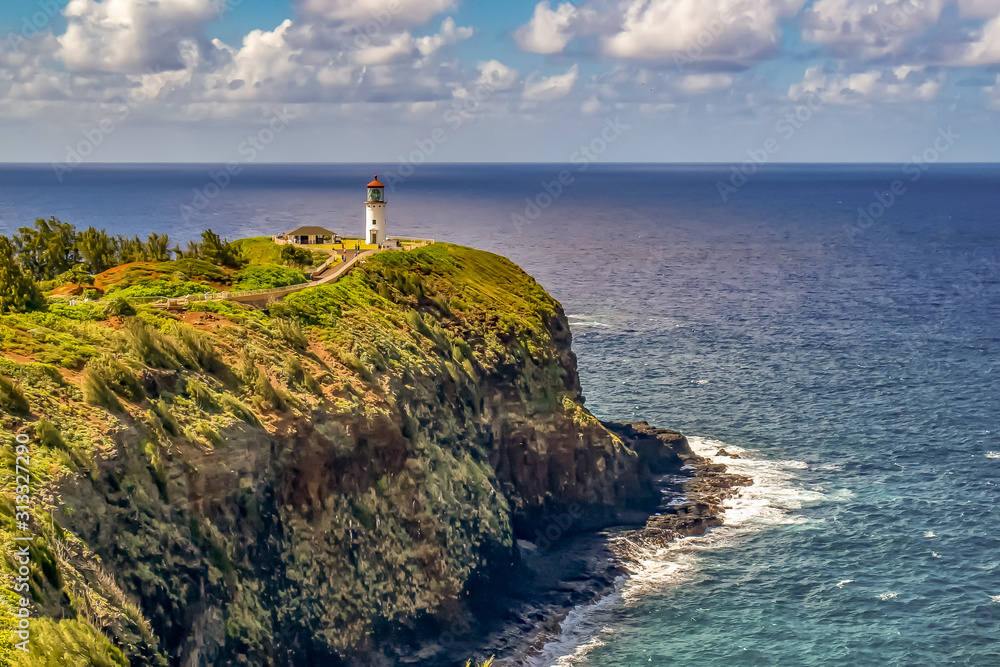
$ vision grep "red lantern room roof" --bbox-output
[367,175,384,188]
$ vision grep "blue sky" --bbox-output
[0,0,998,163]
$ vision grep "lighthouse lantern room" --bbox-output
[365,175,387,245]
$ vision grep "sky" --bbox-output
[0,0,998,163]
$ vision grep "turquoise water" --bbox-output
[1,163,998,665]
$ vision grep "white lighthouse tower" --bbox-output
[365,175,387,246]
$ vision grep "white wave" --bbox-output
[566,315,610,328]
[528,435,819,666]
[986,452,1000,459]
[525,590,622,667]
[685,437,820,529]
[553,635,607,666]
[878,592,899,601]
[991,595,1000,604]
[924,531,937,538]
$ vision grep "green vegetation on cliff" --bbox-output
[0,242,650,666]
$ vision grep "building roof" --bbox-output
[286,226,335,237]
[367,175,385,188]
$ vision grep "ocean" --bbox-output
[1,163,998,666]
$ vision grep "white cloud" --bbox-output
[513,0,806,67]
[800,0,946,60]
[681,73,734,93]
[353,32,416,65]
[205,20,305,98]
[295,0,457,27]
[602,0,806,63]
[954,14,1000,65]
[523,64,579,102]
[789,65,944,104]
[801,0,1000,65]
[514,1,579,54]
[414,17,474,57]
[476,60,518,91]
[58,0,219,73]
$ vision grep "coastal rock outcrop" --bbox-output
[0,244,679,666]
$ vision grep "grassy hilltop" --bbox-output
[0,230,656,666]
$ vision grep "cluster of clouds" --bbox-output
[515,0,1000,109]
[1,0,999,129]
[1,0,497,124]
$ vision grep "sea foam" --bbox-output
[527,436,820,665]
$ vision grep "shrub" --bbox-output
[237,356,284,411]
[36,420,67,450]
[184,379,217,410]
[252,374,285,412]
[173,323,224,373]
[102,297,136,318]
[273,317,307,349]
[283,357,322,395]
[0,374,29,414]
[197,422,223,447]
[279,244,313,268]
[232,265,307,291]
[152,399,180,435]
[82,365,123,412]
[122,318,183,369]
[155,258,229,283]
[219,394,258,425]
[337,349,372,381]
[53,265,95,287]
[142,438,168,501]
[85,357,145,403]
[106,278,214,299]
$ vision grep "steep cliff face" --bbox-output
[0,244,667,666]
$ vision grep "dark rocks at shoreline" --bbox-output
[450,421,753,666]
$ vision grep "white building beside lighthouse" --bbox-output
[365,175,387,245]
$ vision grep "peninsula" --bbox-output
[0,216,744,665]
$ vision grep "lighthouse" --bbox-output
[365,175,387,245]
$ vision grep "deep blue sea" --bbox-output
[2,163,999,666]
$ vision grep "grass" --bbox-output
[232,265,308,291]
[154,258,229,283]
[231,237,285,266]
[106,278,216,299]
[122,317,185,370]
[82,363,124,412]
[465,658,494,667]
[0,374,29,414]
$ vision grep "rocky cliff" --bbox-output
[0,244,682,666]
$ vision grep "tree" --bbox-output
[13,217,79,280]
[77,227,118,274]
[0,236,43,313]
[199,229,239,267]
[280,244,313,268]
[115,235,148,263]
[144,232,171,261]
